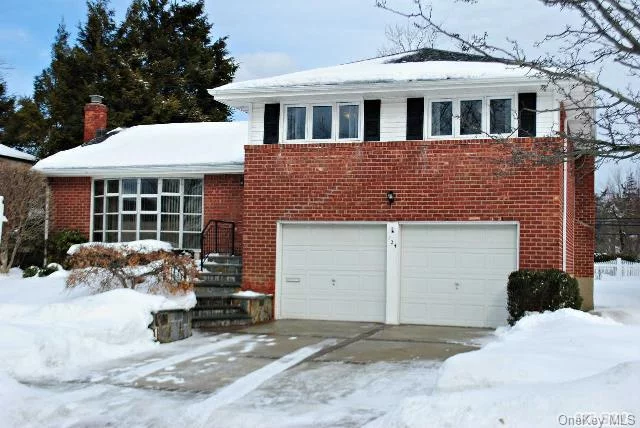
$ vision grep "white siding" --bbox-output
[380,98,406,141]
[536,92,558,137]
[249,103,264,145]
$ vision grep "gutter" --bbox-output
[33,162,244,177]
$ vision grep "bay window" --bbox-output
[92,177,203,249]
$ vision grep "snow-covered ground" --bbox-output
[0,268,195,381]
[0,272,638,427]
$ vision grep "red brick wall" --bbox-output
[243,138,567,294]
[48,177,92,238]
[202,174,244,254]
[574,156,595,277]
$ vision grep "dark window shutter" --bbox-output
[406,98,424,140]
[518,93,537,137]
[263,103,280,144]
[363,100,381,141]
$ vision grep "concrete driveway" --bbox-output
[84,320,490,394]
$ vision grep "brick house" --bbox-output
[35,49,595,328]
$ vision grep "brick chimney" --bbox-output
[83,95,108,142]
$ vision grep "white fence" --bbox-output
[595,258,640,279]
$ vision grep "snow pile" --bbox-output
[0,271,194,381]
[0,144,36,162]
[67,239,173,255]
[436,309,638,390]
[212,53,538,95]
[232,290,271,298]
[33,121,247,175]
[369,281,640,428]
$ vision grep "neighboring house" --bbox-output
[0,144,36,167]
[35,48,595,328]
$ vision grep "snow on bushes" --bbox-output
[66,240,197,295]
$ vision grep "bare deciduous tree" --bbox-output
[378,21,439,55]
[0,164,47,273]
[376,0,640,162]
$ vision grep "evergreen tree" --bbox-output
[0,78,16,145]
[29,0,237,156]
[3,98,48,155]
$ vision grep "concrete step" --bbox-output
[194,286,240,297]
[204,255,242,265]
[198,273,242,284]
[202,265,242,275]
[192,313,253,329]
[192,306,246,319]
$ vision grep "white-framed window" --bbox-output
[488,97,515,135]
[426,96,516,138]
[92,177,203,249]
[429,99,454,137]
[283,101,361,142]
[338,103,360,140]
[312,105,333,140]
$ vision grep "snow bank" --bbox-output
[0,272,195,381]
[0,144,36,162]
[435,309,639,391]
[33,121,247,175]
[370,278,640,428]
[368,361,640,428]
[67,239,173,255]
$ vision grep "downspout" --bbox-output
[561,102,568,272]
[44,185,50,266]
[562,139,568,272]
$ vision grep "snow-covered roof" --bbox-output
[0,144,36,163]
[34,122,247,177]
[210,48,545,104]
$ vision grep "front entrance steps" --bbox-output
[193,254,252,329]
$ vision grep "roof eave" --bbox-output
[210,76,558,107]
[33,162,244,177]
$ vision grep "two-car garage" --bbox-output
[277,222,518,328]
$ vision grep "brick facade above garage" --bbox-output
[242,138,594,295]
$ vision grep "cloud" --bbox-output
[0,28,29,43]
[233,52,299,82]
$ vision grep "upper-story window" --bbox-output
[286,106,306,140]
[284,102,361,142]
[428,96,515,138]
[338,104,359,139]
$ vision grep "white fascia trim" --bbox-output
[210,77,555,106]
[35,163,244,177]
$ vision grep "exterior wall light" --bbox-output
[387,191,395,205]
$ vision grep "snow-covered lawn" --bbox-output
[0,271,638,427]
[0,268,195,381]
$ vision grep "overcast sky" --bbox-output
[0,0,634,187]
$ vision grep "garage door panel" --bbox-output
[400,224,517,328]
[280,224,386,323]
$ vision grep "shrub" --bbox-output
[594,253,638,263]
[507,269,583,325]
[22,266,40,278]
[48,230,87,266]
[66,245,197,295]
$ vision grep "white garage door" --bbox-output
[400,224,517,328]
[280,224,387,322]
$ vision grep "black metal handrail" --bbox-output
[200,220,236,269]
